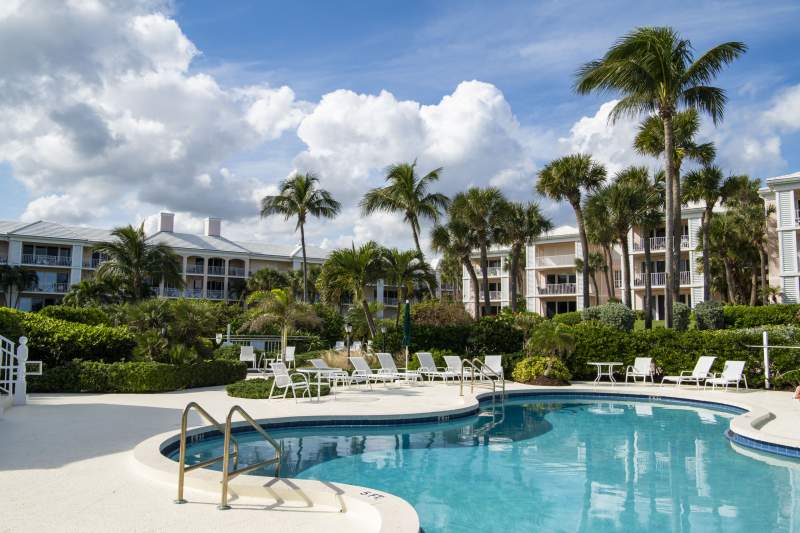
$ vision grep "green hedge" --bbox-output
[723,304,800,328]
[28,359,247,393]
[38,305,111,326]
[565,321,800,388]
[0,308,136,367]
[226,377,330,398]
[551,311,582,326]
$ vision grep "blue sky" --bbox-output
[1,0,799,250]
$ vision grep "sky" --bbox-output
[1,0,799,255]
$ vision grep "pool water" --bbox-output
[171,398,800,532]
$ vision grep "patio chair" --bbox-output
[350,356,394,388]
[625,357,654,384]
[705,361,748,390]
[416,352,457,382]
[351,340,363,353]
[268,362,311,402]
[661,356,716,388]
[284,345,296,368]
[239,345,257,372]
[482,355,504,381]
[310,358,351,389]
[444,356,471,381]
[377,352,421,383]
[334,340,345,352]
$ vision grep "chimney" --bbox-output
[204,217,221,237]
[159,212,174,233]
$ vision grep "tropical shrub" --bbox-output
[512,356,572,385]
[312,303,345,346]
[410,299,473,326]
[551,311,582,326]
[583,302,635,332]
[407,348,457,371]
[694,301,725,330]
[723,304,800,328]
[467,315,524,355]
[38,305,110,326]
[374,323,472,355]
[673,302,690,331]
[225,377,330,399]
[28,359,246,393]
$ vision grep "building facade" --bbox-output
[760,171,800,302]
[461,245,512,317]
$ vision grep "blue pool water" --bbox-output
[171,398,800,532]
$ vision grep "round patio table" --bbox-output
[587,361,623,386]
[297,367,339,402]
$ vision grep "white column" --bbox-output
[70,244,83,288]
[500,255,509,308]
[8,240,22,265]
[376,279,385,319]
[223,258,230,302]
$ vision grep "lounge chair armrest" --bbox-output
[679,370,693,376]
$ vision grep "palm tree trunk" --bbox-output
[672,164,683,311]
[759,248,768,305]
[361,298,377,337]
[463,258,480,319]
[590,274,600,306]
[724,259,736,303]
[644,234,653,329]
[661,111,676,328]
[602,245,614,300]
[702,207,711,301]
[620,235,631,308]
[749,269,758,306]
[509,245,521,312]
[479,241,491,316]
[573,205,591,310]
[300,221,308,303]
[411,220,435,298]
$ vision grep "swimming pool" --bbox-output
[170,396,800,532]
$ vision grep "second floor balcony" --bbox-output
[26,282,69,293]
[228,266,246,277]
[207,265,226,276]
[477,290,502,301]
[626,271,692,287]
[476,266,502,277]
[632,235,690,252]
[206,289,225,300]
[184,288,204,298]
[185,265,204,274]
[537,283,577,296]
[82,258,108,269]
[22,254,72,267]
[535,254,575,268]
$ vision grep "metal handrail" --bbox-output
[219,405,282,510]
[175,402,239,504]
[473,358,505,398]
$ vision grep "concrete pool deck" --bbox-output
[0,381,798,532]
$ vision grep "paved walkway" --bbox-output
[0,381,797,532]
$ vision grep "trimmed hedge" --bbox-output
[694,301,725,330]
[673,302,690,331]
[28,359,247,393]
[0,308,135,367]
[551,311,582,326]
[723,304,800,328]
[582,302,635,332]
[38,305,110,326]
[226,377,330,399]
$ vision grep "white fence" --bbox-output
[0,336,41,407]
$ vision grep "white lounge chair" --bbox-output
[284,345,296,368]
[416,352,457,382]
[482,355,504,380]
[310,358,350,390]
[661,356,716,388]
[334,341,345,352]
[239,345,257,372]
[268,362,311,402]
[444,356,472,381]
[376,353,421,383]
[625,357,654,384]
[350,356,394,387]
[705,361,748,390]
[351,340,363,353]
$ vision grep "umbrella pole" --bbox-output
[405,346,409,371]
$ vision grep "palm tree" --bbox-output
[95,224,183,300]
[627,170,664,328]
[574,252,605,305]
[431,218,480,318]
[682,165,725,301]
[584,196,616,298]
[261,172,341,303]
[576,26,746,326]
[450,187,507,317]
[0,266,38,308]
[537,154,606,309]
[316,241,385,337]
[244,288,319,361]
[361,161,449,256]
[382,248,437,325]
[497,202,553,312]
[62,277,126,306]
[246,268,290,293]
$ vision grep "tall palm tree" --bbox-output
[261,172,341,303]
[95,224,183,300]
[682,164,725,301]
[576,26,746,326]
[0,266,38,308]
[431,218,480,318]
[627,170,664,328]
[382,248,437,325]
[316,241,385,337]
[497,202,553,312]
[537,154,606,309]
[574,252,605,306]
[450,187,507,317]
[244,288,319,361]
[361,161,449,258]
[584,196,616,298]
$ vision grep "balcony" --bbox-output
[185,265,204,274]
[538,283,576,296]
[632,271,692,287]
[163,287,181,297]
[228,266,246,277]
[21,254,72,267]
[26,282,69,293]
[207,265,225,276]
[632,235,690,252]
[184,289,204,298]
[478,290,502,300]
[82,258,107,269]
[478,266,502,277]
[535,254,575,268]
[206,289,225,300]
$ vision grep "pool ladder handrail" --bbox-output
[175,402,240,504]
[219,405,283,510]
[459,358,505,399]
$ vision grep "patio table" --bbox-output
[587,361,623,386]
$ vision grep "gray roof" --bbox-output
[0,220,114,243]
[147,231,251,254]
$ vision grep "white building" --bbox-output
[760,171,800,302]
[462,245,511,316]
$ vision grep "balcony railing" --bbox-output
[632,271,692,287]
[21,254,72,267]
[538,283,577,295]
[185,265,204,274]
[478,290,502,300]
[26,282,69,293]
[206,289,225,300]
[632,235,690,252]
[163,287,182,297]
[207,265,226,276]
[535,254,575,268]
[82,258,108,269]
[478,266,502,277]
[184,289,204,298]
[228,266,246,277]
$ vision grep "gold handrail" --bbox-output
[175,402,239,504]
[219,405,283,510]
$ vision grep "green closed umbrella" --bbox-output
[402,300,411,369]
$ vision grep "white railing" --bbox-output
[633,235,690,252]
[184,289,204,298]
[0,336,41,406]
[538,283,577,295]
[26,282,69,293]
[206,290,225,300]
[535,254,575,267]
[228,266,246,277]
[185,265,204,274]
[21,254,72,266]
[207,266,226,276]
[479,267,502,277]
[477,290,502,300]
[632,271,692,287]
[164,287,181,297]
[0,335,14,397]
